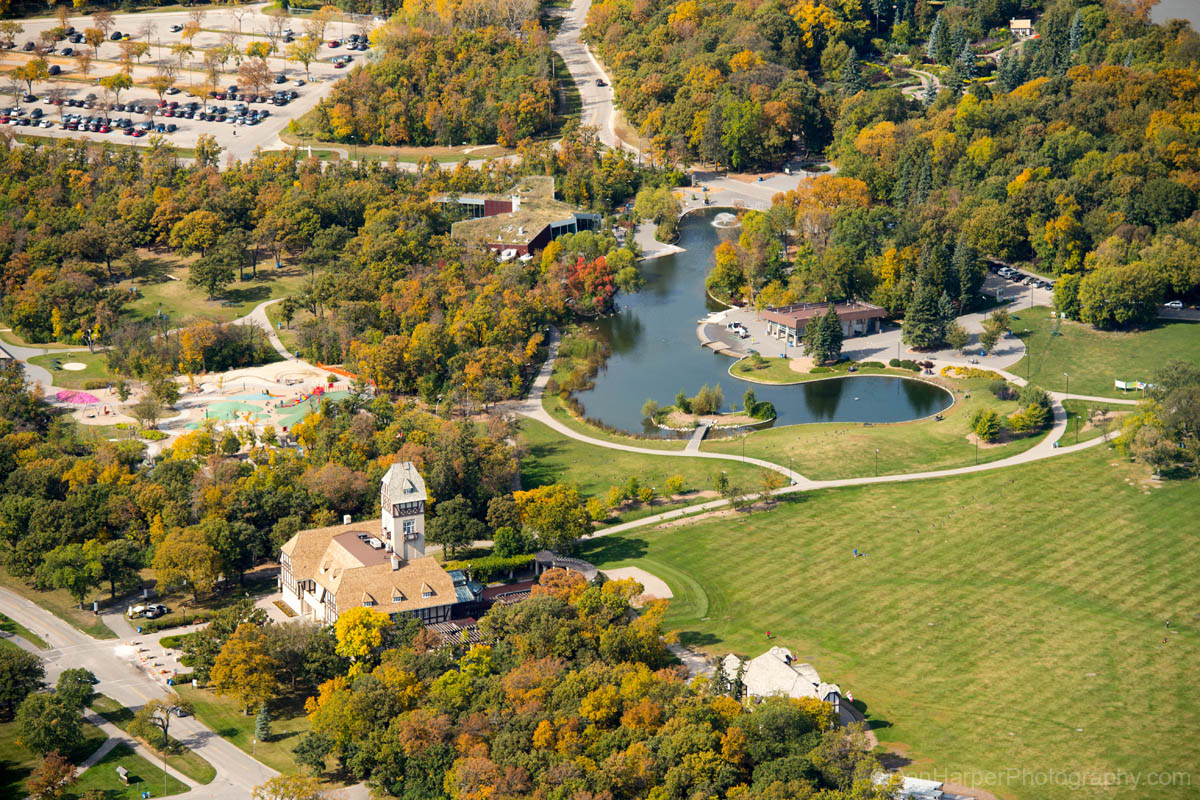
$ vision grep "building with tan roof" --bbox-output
[279,462,480,625]
[723,646,864,726]
[441,176,602,256]
[760,301,886,346]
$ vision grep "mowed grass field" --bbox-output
[519,419,769,524]
[176,686,309,774]
[581,445,1200,799]
[1009,308,1200,398]
[703,376,1045,479]
[118,257,309,329]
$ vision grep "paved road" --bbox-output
[549,0,633,154]
[0,587,277,798]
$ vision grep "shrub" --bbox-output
[969,408,1003,442]
[83,380,111,390]
[989,380,1016,400]
[442,553,536,583]
[139,430,168,441]
[888,358,922,371]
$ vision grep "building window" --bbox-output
[363,600,375,607]
[403,519,415,536]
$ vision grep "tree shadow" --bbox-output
[221,284,273,306]
[577,536,648,564]
[518,441,564,489]
[676,630,721,648]
[133,254,177,285]
[878,751,912,769]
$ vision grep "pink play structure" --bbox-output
[55,390,101,405]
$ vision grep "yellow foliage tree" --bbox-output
[211,623,281,714]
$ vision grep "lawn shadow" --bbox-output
[877,751,912,769]
[518,440,564,489]
[132,254,176,285]
[676,630,721,649]
[221,284,273,306]
[577,536,648,564]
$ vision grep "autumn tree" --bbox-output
[152,525,222,602]
[513,484,592,554]
[333,607,392,673]
[426,494,484,558]
[17,693,83,756]
[211,623,282,714]
[26,751,75,800]
[132,693,193,750]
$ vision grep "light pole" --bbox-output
[875,448,879,476]
[975,435,979,465]
[1064,372,1069,402]
[741,434,746,462]
[1023,330,1031,381]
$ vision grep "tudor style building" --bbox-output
[279,462,479,625]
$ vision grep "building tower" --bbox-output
[380,462,426,561]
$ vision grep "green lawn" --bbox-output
[28,351,115,391]
[1009,307,1200,398]
[1061,399,1131,446]
[581,444,1200,800]
[518,419,770,524]
[0,568,117,640]
[71,743,189,799]
[119,260,310,329]
[264,302,307,355]
[0,717,108,798]
[730,357,909,385]
[175,686,309,774]
[0,613,48,649]
[703,376,1046,479]
[89,695,216,785]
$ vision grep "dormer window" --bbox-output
[421,583,435,599]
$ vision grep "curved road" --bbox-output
[549,0,636,154]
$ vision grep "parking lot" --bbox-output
[0,3,378,160]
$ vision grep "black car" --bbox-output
[165,123,176,132]
[22,41,34,51]
[274,74,287,84]
[109,31,122,41]
[60,47,73,56]
[48,65,60,75]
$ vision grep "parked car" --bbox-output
[165,86,180,95]
[274,74,287,84]
[22,41,35,51]
[60,47,74,56]
[109,31,122,41]
[169,24,183,32]
[328,39,340,47]
[48,65,61,75]
[1164,300,1184,309]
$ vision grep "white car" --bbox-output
[1164,300,1184,309]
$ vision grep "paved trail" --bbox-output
[509,328,1139,542]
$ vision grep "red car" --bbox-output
[334,61,345,68]
[328,39,340,47]
[131,129,146,137]
[99,124,110,133]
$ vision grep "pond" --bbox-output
[571,208,953,435]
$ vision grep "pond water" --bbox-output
[1152,0,1199,30]
[571,209,953,435]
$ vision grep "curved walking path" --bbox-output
[510,328,1141,540]
[903,67,941,99]
[509,330,810,486]
[234,297,294,360]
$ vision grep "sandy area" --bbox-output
[789,356,814,373]
[602,567,673,600]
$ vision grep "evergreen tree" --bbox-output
[925,13,945,62]
[841,47,866,94]
[255,702,272,743]
[914,155,933,204]
[947,26,966,66]
[953,236,983,309]
[937,290,957,325]
[955,43,977,88]
[902,281,947,349]
[922,77,938,107]
[1068,10,1083,53]
[699,104,727,169]
[821,303,844,363]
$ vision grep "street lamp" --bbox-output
[1064,372,1070,402]
[975,435,979,465]
[875,448,879,476]
[741,434,746,462]
[1023,330,1031,381]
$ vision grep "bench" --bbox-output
[116,766,130,784]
